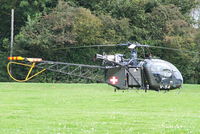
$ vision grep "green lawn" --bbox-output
[0,83,200,134]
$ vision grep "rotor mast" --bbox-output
[127,42,149,66]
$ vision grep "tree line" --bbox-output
[0,0,200,83]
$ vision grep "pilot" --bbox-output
[145,53,152,59]
[128,49,138,66]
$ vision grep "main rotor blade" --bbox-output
[148,45,200,55]
[53,44,120,51]
[67,44,116,49]
[63,42,149,49]
[54,43,200,55]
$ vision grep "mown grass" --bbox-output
[0,83,199,134]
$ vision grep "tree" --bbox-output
[13,1,131,82]
[145,4,199,83]
[0,0,57,45]
[194,30,200,83]
[2,0,199,83]
[161,0,198,14]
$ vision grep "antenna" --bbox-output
[10,9,14,58]
[10,9,14,74]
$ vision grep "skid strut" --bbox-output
[7,61,46,82]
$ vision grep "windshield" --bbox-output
[147,59,183,80]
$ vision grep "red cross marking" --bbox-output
[109,76,119,85]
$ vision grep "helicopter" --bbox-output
[7,42,198,91]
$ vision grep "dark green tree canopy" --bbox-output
[0,0,199,83]
[15,1,131,59]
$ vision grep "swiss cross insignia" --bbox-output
[109,76,119,85]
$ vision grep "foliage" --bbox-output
[15,1,131,60]
[193,30,200,83]
[161,0,198,14]
[142,4,199,83]
[0,0,200,83]
[0,0,58,82]
[0,0,57,44]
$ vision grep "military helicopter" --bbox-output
[7,42,199,91]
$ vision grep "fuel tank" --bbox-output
[143,59,183,90]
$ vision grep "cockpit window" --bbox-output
[145,59,183,85]
[162,69,172,77]
[150,60,182,79]
[174,71,183,80]
[151,63,172,77]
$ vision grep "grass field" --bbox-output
[0,83,200,134]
